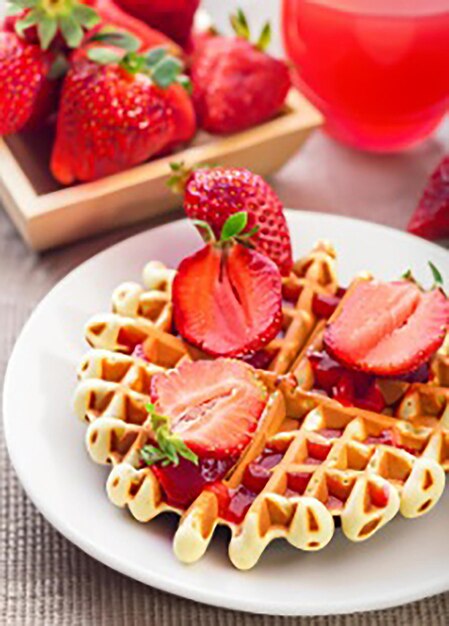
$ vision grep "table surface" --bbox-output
[1,121,449,625]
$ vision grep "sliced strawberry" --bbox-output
[151,358,267,458]
[407,157,449,240]
[324,281,449,376]
[173,242,282,357]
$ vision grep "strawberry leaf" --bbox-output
[145,46,167,67]
[9,0,34,7]
[192,219,215,244]
[140,403,199,468]
[238,225,259,240]
[175,74,192,94]
[59,13,84,48]
[221,211,248,241]
[37,14,57,50]
[151,56,183,88]
[121,51,147,73]
[6,4,25,17]
[429,261,444,290]
[87,46,124,65]
[72,3,100,29]
[230,8,250,40]
[401,269,414,281]
[256,22,271,51]
[91,29,141,53]
[15,9,40,37]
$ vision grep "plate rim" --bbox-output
[4,210,449,616]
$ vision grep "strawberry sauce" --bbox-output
[205,446,285,524]
[152,455,238,509]
[308,350,386,412]
[312,287,346,319]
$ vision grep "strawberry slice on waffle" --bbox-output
[324,278,449,377]
[143,358,268,508]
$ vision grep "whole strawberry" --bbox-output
[190,10,291,134]
[51,46,195,183]
[407,156,449,240]
[0,31,57,135]
[114,0,199,47]
[170,164,293,276]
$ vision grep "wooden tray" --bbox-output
[0,90,322,251]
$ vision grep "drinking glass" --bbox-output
[282,0,449,151]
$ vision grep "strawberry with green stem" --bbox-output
[173,211,283,358]
[50,44,195,183]
[190,9,291,134]
[169,163,293,276]
[141,358,267,508]
[0,0,97,136]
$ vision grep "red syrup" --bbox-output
[312,287,346,319]
[152,455,238,509]
[308,350,386,413]
[368,482,390,509]
[241,349,276,371]
[286,471,312,496]
[205,447,286,524]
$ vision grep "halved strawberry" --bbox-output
[151,358,267,458]
[324,280,449,376]
[173,241,282,357]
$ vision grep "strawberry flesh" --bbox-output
[407,157,449,240]
[324,281,449,376]
[308,350,386,412]
[149,358,267,508]
[151,358,267,458]
[184,167,293,276]
[173,242,283,357]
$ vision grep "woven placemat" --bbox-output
[1,209,448,626]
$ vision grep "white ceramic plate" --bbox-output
[4,211,449,616]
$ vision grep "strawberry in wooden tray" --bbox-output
[51,45,195,183]
[173,211,283,357]
[170,164,293,276]
[324,273,449,377]
[190,10,291,134]
[139,358,268,508]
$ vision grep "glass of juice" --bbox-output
[282,0,449,151]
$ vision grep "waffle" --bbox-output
[74,243,449,569]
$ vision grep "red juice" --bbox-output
[282,0,449,151]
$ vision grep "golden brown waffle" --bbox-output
[74,242,448,569]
